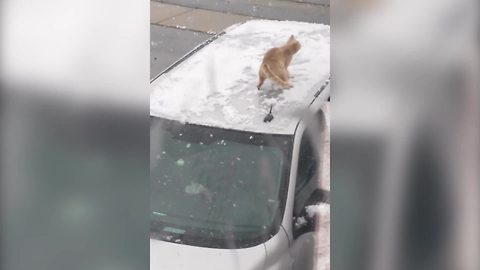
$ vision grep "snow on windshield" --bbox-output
[150,20,330,135]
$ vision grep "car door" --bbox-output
[290,130,328,270]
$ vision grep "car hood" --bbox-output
[150,239,266,270]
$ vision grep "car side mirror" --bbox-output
[293,189,330,237]
[308,188,330,205]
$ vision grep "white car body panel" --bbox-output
[263,228,293,270]
[150,239,266,270]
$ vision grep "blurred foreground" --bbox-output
[1,0,150,269]
[332,0,479,269]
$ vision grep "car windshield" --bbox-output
[150,117,292,248]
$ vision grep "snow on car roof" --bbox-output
[150,20,330,135]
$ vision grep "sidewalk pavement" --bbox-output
[151,2,252,34]
[154,0,329,25]
[151,0,329,35]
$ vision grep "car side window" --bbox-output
[292,131,322,238]
[295,131,318,191]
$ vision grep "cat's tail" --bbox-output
[263,64,291,88]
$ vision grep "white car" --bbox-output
[150,20,330,270]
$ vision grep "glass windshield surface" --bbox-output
[150,117,292,248]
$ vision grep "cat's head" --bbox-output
[287,35,302,54]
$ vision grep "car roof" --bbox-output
[150,20,330,135]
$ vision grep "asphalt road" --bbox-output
[151,25,212,79]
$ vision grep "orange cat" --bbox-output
[257,35,302,90]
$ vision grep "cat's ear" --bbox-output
[289,35,295,41]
